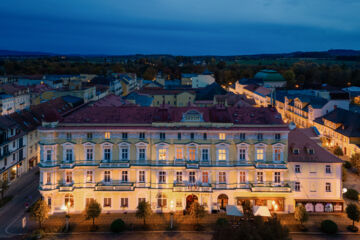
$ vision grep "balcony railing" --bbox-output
[95,181,134,191]
[38,159,287,169]
[173,183,212,192]
[250,182,292,192]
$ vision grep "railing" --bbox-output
[38,159,287,168]
[95,181,134,191]
[173,183,212,192]
[250,182,292,192]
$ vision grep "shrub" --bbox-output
[344,189,359,201]
[333,146,344,156]
[216,218,229,227]
[110,219,126,233]
[321,220,338,234]
[343,161,352,169]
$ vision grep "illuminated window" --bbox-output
[256,148,264,161]
[219,133,226,140]
[188,147,196,161]
[64,194,74,207]
[65,171,72,183]
[158,148,167,160]
[104,132,110,139]
[202,172,209,183]
[274,148,282,161]
[176,148,183,160]
[218,149,226,161]
[326,183,331,192]
[121,198,128,208]
[46,172,51,184]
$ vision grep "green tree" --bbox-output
[294,204,309,227]
[333,146,344,156]
[31,199,50,229]
[346,203,360,231]
[0,180,9,200]
[135,201,152,226]
[85,199,102,227]
[283,69,296,88]
[350,153,360,173]
[189,202,206,225]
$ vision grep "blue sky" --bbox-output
[0,0,359,55]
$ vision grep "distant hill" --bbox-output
[0,50,55,56]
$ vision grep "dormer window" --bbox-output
[219,133,226,140]
[139,132,145,140]
[66,133,72,140]
[239,133,246,141]
[203,133,207,140]
[293,148,300,155]
[104,132,110,139]
[275,133,281,141]
[257,133,263,141]
[87,133,93,140]
[181,110,204,122]
[160,132,166,141]
[122,132,128,140]
[308,148,315,155]
[190,133,195,140]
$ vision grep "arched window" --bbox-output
[157,193,167,208]
[64,194,74,208]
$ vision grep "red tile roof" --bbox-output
[288,128,342,163]
[92,94,131,107]
[61,105,284,126]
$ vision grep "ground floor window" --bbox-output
[104,198,111,207]
[298,201,343,212]
[157,194,167,208]
[121,198,128,208]
[138,198,146,205]
[64,194,74,208]
[85,198,94,207]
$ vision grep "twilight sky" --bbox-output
[0,0,359,55]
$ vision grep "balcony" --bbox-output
[99,160,130,168]
[255,161,287,169]
[95,181,134,191]
[60,161,75,169]
[173,183,212,192]
[250,182,292,192]
[39,184,57,191]
[59,183,75,192]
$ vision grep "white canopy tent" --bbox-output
[253,206,272,217]
[226,205,244,217]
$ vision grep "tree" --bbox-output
[350,153,360,173]
[294,204,309,227]
[85,199,102,227]
[189,202,206,225]
[283,70,296,88]
[346,203,360,231]
[333,146,344,156]
[0,180,9,200]
[31,199,50,229]
[135,201,152,226]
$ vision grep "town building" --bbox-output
[253,70,286,88]
[181,70,215,88]
[0,84,30,115]
[313,108,360,157]
[288,128,343,212]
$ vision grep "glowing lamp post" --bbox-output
[62,202,71,232]
[170,200,174,229]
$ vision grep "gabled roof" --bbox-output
[195,82,227,101]
[288,128,342,163]
[314,108,360,137]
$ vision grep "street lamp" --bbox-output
[61,202,71,232]
[170,200,174,229]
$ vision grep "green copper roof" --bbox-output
[254,69,285,82]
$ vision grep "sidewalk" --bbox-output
[32,212,360,234]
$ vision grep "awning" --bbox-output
[226,205,244,217]
[253,206,271,217]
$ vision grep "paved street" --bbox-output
[35,232,360,240]
[0,167,40,238]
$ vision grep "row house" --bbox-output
[0,84,30,115]
[313,108,360,157]
[0,116,26,182]
[38,104,342,215]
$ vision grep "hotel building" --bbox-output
[38,104,342,214]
